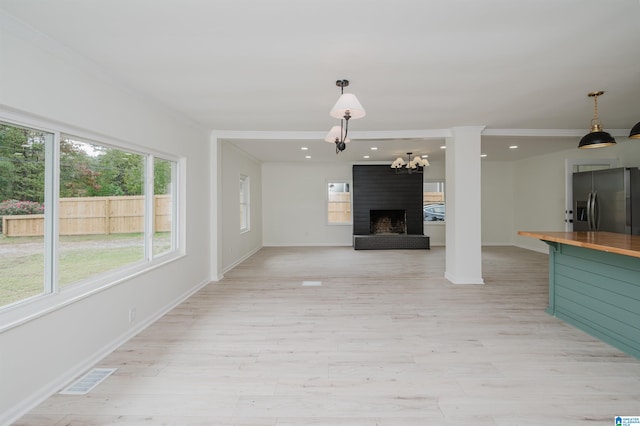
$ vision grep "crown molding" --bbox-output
[482,128,631,137]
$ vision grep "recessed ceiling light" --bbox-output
[480,154,487,158]
[440,146,446,149]
[370,147,378,151]
[305,155,311,159]
[301,147,308,150]
[509,145,518,149]
[363,155,370,159]
[421,154,429,158]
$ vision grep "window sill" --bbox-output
[0,251,185,334]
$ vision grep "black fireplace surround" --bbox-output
[352,165,430,250]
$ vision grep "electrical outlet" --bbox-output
[128,308,136,323]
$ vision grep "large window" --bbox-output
[58,137,147,287]
[327,182,351,224]
[423,181,445,222]
[0,123,50,307]
[153,158,175,256]
[0,120,180,312]
[240,174,250,232]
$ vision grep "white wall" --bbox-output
[262,162,353,246]
[260,157,519,248]
[423,157,516,247]
[481,161,515,245]
[221,142,263,271]
[0,14,211,424]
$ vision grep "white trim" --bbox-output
[45,131,59,295]
[222,245,262,274]
[1,105,180,161]
[444,272,485,285]
[263,243,353,247]
[144,156,154,261]
[239,174,250,233]
[193,127,634,141]
[209,133,222,282]
[482,128,631,137]
[1,276,211,426]
[0,253,184,333]
[214,129,452,140]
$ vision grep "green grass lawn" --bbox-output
[0,233,169,307]
[0,251,45,307]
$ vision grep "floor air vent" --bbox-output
[59,368,117,395]
[302,281,322,286]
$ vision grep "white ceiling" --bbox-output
[2,0,639,163]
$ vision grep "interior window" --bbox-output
[240,175,250,232]
[423,181,445,222]
[327,182,351,224]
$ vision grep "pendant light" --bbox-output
[578,91,616,149]
[326,79,366,154]
[629,121,640,139]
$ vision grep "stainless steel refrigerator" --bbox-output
[573,167,640,234]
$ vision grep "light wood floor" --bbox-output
[15,246,640,425]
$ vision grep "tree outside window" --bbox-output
[0,121,179,310]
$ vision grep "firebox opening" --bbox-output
[370,210,407,235]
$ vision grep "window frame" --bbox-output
[326,180,352,225]
[0,111,184,331]
[239,174,250,233]
[423,179,446,224]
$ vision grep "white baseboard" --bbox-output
[263,242,353,247]
[223,245,262,274]
[514,242,550,255]
[2,278,210,426]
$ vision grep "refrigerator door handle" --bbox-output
[586,192,593,230]
[592,191,599,231]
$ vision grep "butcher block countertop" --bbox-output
[518,231,640,259]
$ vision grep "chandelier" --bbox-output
[390,152,430,174]
[325,79,366,154]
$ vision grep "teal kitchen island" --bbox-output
[519,231,640,359]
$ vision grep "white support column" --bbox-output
[445,126,485,284]
[209,132,223,281]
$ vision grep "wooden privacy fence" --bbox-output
[423,192,445,203]
[328,191,351,223]
[2,195,171,237]
[328,191,445,224]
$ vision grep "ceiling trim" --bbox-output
[214,127,634,141]
[213,129,452,141]
[482,128,632,137]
